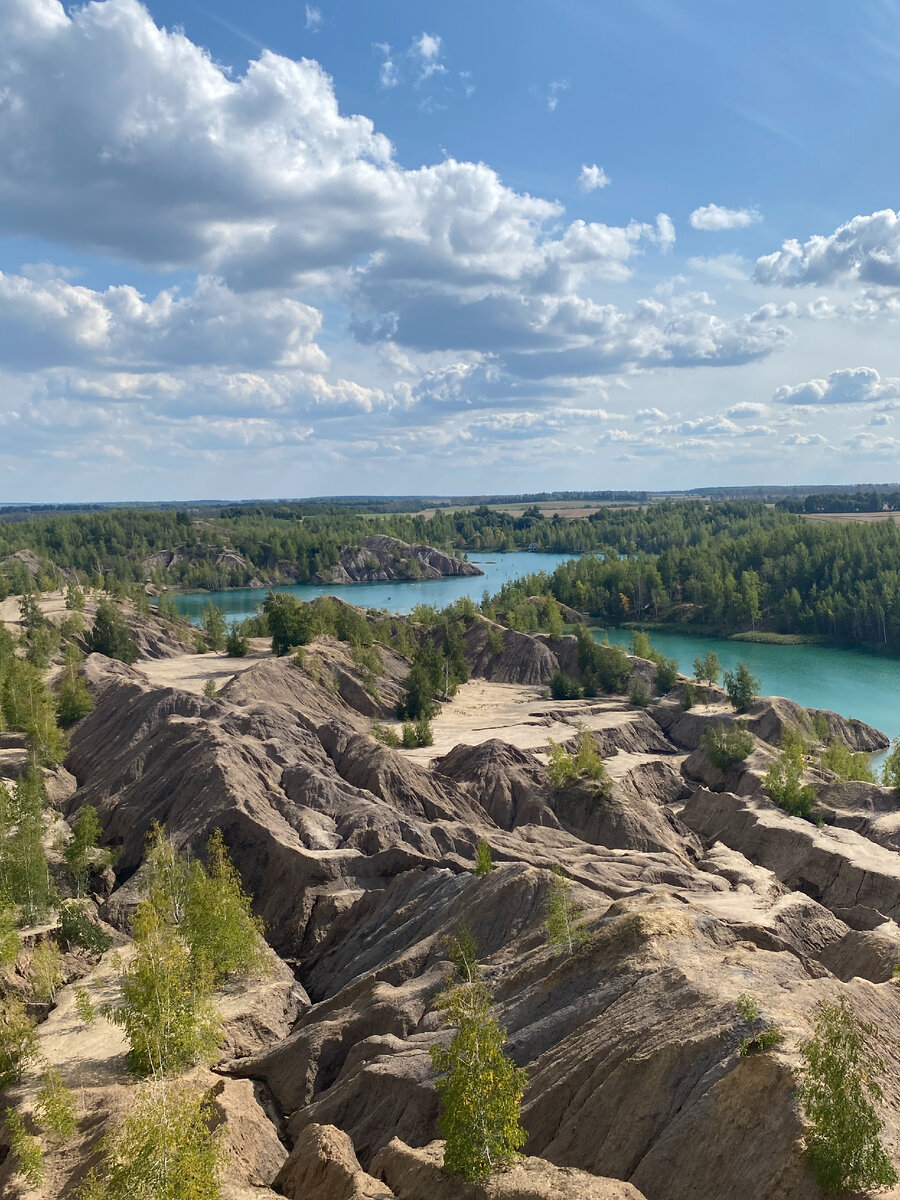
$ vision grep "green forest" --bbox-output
[4,499,900,651]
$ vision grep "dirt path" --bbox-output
[399,680,660,767]
[136,639,270,695]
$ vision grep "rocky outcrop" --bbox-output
[681,787,900,924]
[650,691,888,753]
[276,1124,395,1200]
[55,623,900,1200]
[372,1138,648,1199]
[314,535,482,584]
[463,619,563,685]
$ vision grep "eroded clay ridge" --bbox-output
[8,607,900,1200]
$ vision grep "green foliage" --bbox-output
[545,738,578,790]
[882,741,900,792]
[0,901,19,967]
[544,867,587,954]
[630,630,652,659]
[682,681,696,710]
[60,900,112,954]
[3,659,67,766]
[812,712,831,742]
[65,582,86,611]
[201,602,226,652]
[88,598,138,664]
[56,647,95,726]
[546,732,611,796]
[821,740,876,783]
[30,937,63,1002]
[5,1106,44,1187]
[399,624,468,719]
[735,992,784,1056]
[445,927,480,985]
[0,995,39,1088]
[723,662,760,713]
[224,623,249,656]
[371,720,401,747]
[202,678,218,699]
[27,622,60,670]
[181,830,268,985]
[765,743,816,819]
[35,1066,78,1143]
[74,985,97,1027]
[693,651,720,688]
[797,996,898,1196]
[474,840,493,878]
[262,591,315,655]
[487,627,505,655]
[575,627,630,695]
[399,719,433,748]
[702,722,754,770]
[549,671,581,700]
[430,968,527,1182]
[653,656,679,693]
[0,770,54,923]
[65,803,105,894]
[628,677,650,707]
[78,1081,225,1200]
[111,902,221,1078]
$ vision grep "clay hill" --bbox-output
[312,535,483,584]
[4,604,900,1200]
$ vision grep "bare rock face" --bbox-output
[464,619,563,685]
[372,1138,648,1199]
[314,535,482,584]
[681,787,900,923]
[275,1123,395,1200]
[650,692,888,753]
[209,1077,289,1187]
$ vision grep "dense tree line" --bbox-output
[486,501,900,650]
[778,491,900,513]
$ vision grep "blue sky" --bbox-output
[2,0,900,500]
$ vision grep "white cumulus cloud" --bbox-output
[690,204,762,232]
[578,164,610,192]
[773,367,900,407]
[755,209,900,288]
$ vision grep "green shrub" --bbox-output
[371,721,401,747]
[682,682,696,710]
[545,867,587,954]
[78,1082,225,1200]
[549,671,581,701]
[723,662,760,713]
[735,992,784,1056]
[202,678,218,699]
[628,678,650,707]
[224,624,249,656]
[883,741,900,792]
[401,721,419,748]
[764,744,816,819]
[35,1066,78,1143]
[0,995,39,1087]
[798,996,898,1195]
[474,840,493,877]
[654,656,679,693]
[430,970,527,1181]
[181,830,268,984]
[702,722,754,770]
[60,900,112,954]
[821,740,876,783]
[5,1107,44,1187]
[87,599,138,664]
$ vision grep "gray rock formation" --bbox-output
[314,535,482,584]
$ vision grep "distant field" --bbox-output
[802,512,900,525]
[412,500,642,519]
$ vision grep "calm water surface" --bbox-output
[172,552,574,623]
[602,628,900,744]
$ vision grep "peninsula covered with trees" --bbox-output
[5,497,900,652]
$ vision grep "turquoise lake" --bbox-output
[602,628,900,746]
[172,552,900,744]
[172,552,574,623]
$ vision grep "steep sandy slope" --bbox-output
[45,615,900,1200]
